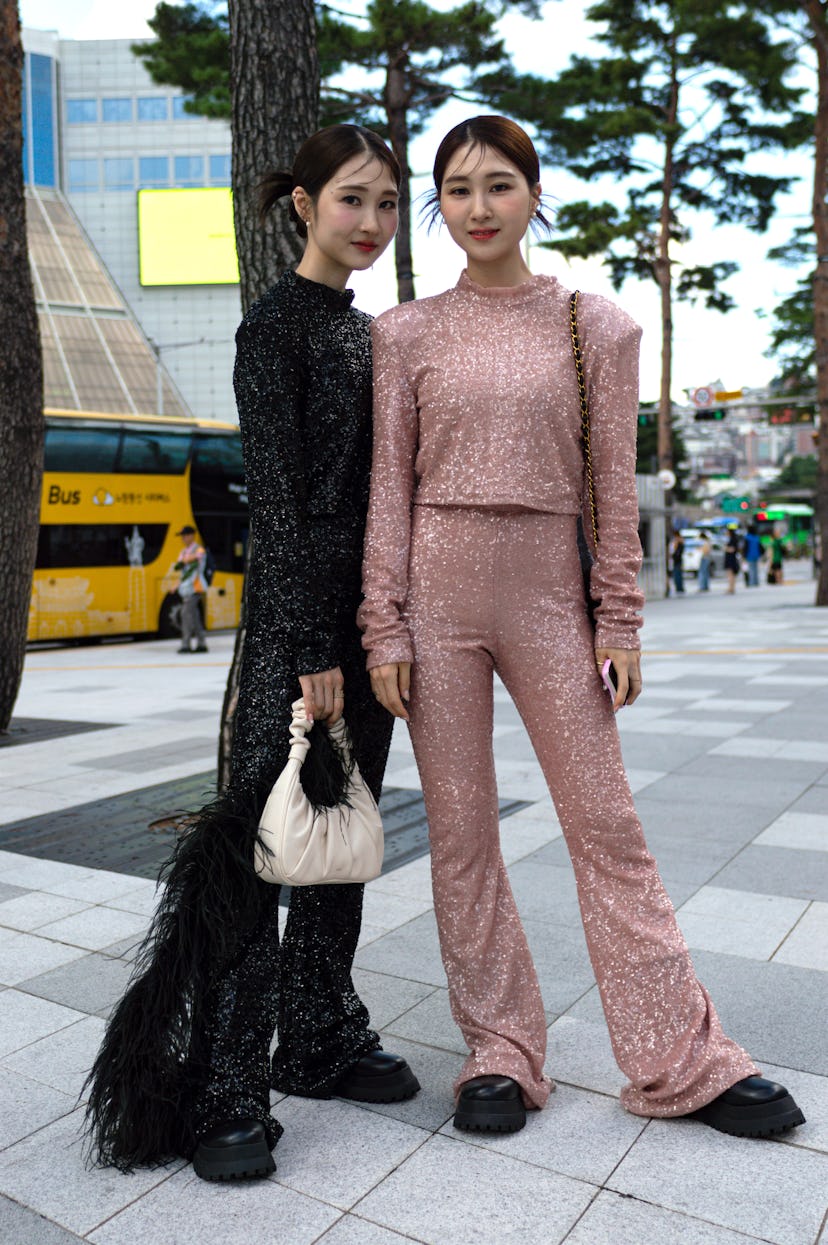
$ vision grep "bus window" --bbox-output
[119,429,191,474]
[191,432,247,512]
[36,523,169,568]
[45,425,121,472]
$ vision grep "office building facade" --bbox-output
[23,28,240,420]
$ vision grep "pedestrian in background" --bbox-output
[697,529,712,592]
[744,523,763,587]
[769,525,785,584]
[84,124,418,1185]
[724,526,741,594]
[670,530,685,594]
[361,114,803,1143]
[174,525,209,653]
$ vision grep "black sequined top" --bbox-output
[234,268,375,675]
[230,269,392,804]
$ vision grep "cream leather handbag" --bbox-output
[255,699,384,886]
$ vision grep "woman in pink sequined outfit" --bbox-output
[358,116,804,1140]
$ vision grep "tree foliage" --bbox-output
[480,0,807,474]
[133,1,541,301]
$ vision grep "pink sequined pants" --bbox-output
[404,506,757,1116]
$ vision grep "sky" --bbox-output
[20,0,815,404]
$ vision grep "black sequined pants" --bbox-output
[190,622,392,1146]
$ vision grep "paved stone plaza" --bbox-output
[0,565,826,1244]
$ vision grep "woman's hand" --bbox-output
[369,662,411,721]
[595,647,642,712]
[298,666,345,724]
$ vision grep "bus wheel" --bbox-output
[159,593,183,637]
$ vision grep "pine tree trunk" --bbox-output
[385,56,415,304]
[655,40,678,479]
[0,3,44,733]
[218,0,319,787]
[809,0,828,605]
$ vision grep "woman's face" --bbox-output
[294,154,398,281]
[438,142,540,264]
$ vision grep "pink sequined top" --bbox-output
[358,270,645,665]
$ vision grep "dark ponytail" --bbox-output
[257,124,401,238]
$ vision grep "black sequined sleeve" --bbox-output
[234,318,341,674]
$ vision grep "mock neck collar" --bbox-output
[285,268,356,309]
[455,268,551,303]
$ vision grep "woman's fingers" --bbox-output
[370,664,410,721]
[298,668,345,722]
[595,648,643,711]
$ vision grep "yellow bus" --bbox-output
[29,409,248,642]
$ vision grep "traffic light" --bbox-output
[694,408,726,422]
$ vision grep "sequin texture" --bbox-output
[359,270,758,1118]
[84,270,393,1170]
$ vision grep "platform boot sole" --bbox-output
[453,1098,527,1134]
[192,1138,276,1182]
[690,1093,805,1139]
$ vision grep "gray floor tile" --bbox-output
[350,969,436,1032]
[317,1217,425,1245]
[0,1109,182,1236]
[677,754,828,786]
[354,1132,595,1245]
[0,1195,84,1244]
[440,1082,645,1185]
[619,732,714,772]
[87,1166,339,1245]
[711,846,828,902]
[0,933,88,987]
[385,987,468,1056]
[638,773,807,813]
[759,1061,828,1154]
[0,1067,76,1150]
[354,912,447,988]
[566,1189,765,1244]
[608,1118,828,1245]
[523,917,597,1015]
[0,990,87,1060]
[0,883,32,904]
[507,860,583,927]
[0,892,92,933]
[2,1015,105,1099]
[360,1034,463,1131]
[271,1097,428,1211]
[784,787,828,816]
[547,1015,625,1097]
[691,949,828,1075]
[18,953,135,1018]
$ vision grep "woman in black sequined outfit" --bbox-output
[85,126,419,1182]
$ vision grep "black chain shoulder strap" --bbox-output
[569,290,598,548]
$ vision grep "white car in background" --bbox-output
[680,528,728,578]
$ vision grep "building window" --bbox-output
[174,155,204,186]
[102,97,133,123]
[67,159,99,192]
[104,157,134,191]
[173,95,197,119]
[137,96,169,122]
[67,98,97,124]
[209,154,231,185]
[23,52,57,187]
[138,156,169,186]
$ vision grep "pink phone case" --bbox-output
[601,658,617,698]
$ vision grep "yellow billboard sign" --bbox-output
[138,188,240,286]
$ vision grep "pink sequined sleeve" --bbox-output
[582,300,645,650]
[358,314,418,670]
